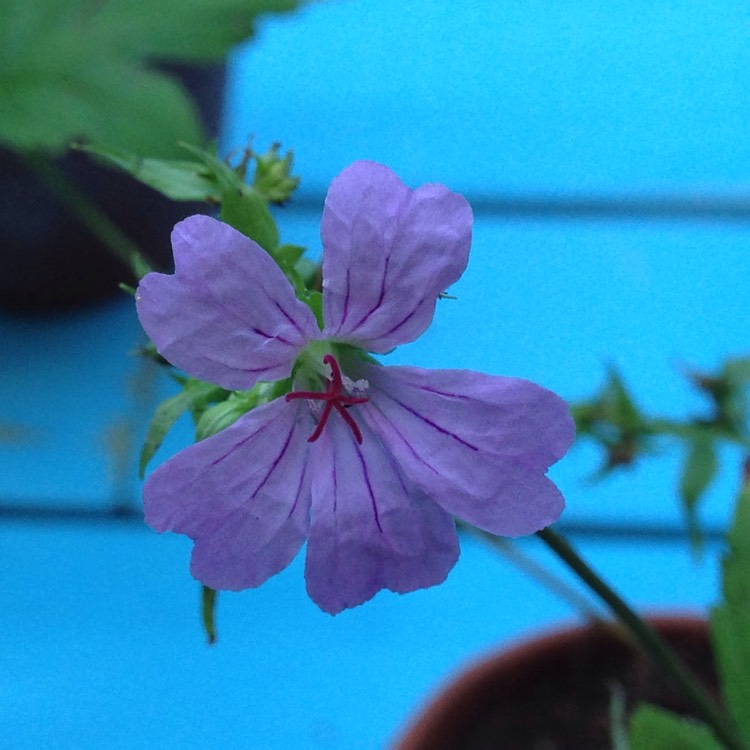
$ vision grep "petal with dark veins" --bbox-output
[305,415,459,614]
[358,363,575,537]
[137,215,319,390]
[321,161,472,353]
[143,397,314,590]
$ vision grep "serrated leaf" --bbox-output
[140,380,227,477]
[0,0,304,155]
[711,471,750,745]
[629,705,722,750]
[90,0,305,62]
[1,55,202,156]
[79,145,221,202]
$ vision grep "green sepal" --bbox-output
[220,187,279,253]
[275,244,305,266]
[194,379,293,442]
[294,257,321,291]
[570,366,654,477]
[139,379,227,477]
[687,358,750,442]
[179,144,280,252]
[201,585,218,645]
[711,467,750,745]
[301,290,324,330]
[195,394,253,442]
[629,705,722,750]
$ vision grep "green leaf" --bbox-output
[629,705,722,750]
[78,145,221,202]
[89,0,305,62]
[679,433,718,546]
[1,53,202,156]
[711,469,750,745]
[724,358,750,387]
[0,0,304,155]
[139,380,227,477]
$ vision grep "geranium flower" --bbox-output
[136,161,574,614]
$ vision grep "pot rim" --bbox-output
[392,610,708,750]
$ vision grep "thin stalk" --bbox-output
[25,153,152,279]
[537,526,746,750]
[458,521,602,622]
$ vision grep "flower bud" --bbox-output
[253,144,300,203]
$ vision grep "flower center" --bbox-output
[285,354,369,444]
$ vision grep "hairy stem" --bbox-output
[25,153,153,279]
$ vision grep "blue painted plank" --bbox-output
[2,214,746,533]
[224,1,750,195]
[0,523,721,750]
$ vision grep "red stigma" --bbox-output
[285,354,368,444]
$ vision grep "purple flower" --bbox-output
[136,161,574,614]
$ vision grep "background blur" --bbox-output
[2,2,749,747]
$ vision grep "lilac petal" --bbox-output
[143,397,314,591]
[136,215,319,390]
[320,161,472,353]
[305,415,459,615]
[358,364,575,537]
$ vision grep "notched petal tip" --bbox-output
[321,162,473,352]
[136,214,318,390]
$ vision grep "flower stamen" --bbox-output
[286,354,368,443]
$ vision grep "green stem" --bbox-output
[537,527,746,750]
[25,153,153,280]
[459,522,602,622]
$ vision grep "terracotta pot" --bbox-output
[0,64,225,312]
[394,616,717,750]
